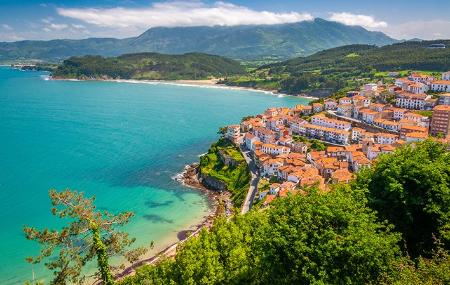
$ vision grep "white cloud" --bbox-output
[41,17,53,24]
[381,20,450,40]
[328,12,387,30]
[48,23,69,30]
[71,24,86,29]
[1,24,13,31]
[57,1,313,29]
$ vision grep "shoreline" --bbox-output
[49,76,319,100]
[113,163,230,282]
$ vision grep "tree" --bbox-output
[24,189,147,285]
[256,187,401,284]
[119,187,402,285]
[353,140,450,257]
[310,139,326,151]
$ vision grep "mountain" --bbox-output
[0,19,395,62]
[223,40,450,96]
[51,52,246,80]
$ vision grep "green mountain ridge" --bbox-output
[0,18,395,62]
[224,40,450,96]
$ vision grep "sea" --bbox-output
[0,66,310,284]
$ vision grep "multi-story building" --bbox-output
[431,80,450,92]
[261,143,291,156]
[359,108,380,124]
[373,118,400,132]
[324,99,338,110]
[339,97,352,105]
[442,71,450,81]
[311,115,352,131]
[225,125,240,141]
[407,82,429,94]
[408,73,435,84]
[312,103,324,113]
[430,105,450,137]
[391,107,408,120]
[438,93,450,105]
[336,104,352,117]
[375,133,399,145]
[395,92,427,110]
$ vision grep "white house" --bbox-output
[395,92,427,110]
[324,99,338,110]
[364,83,378,92]
[225,125,240,141]
[441,71,450,81]
[261,159,284,177]
[310,115,351,131]
[408,73,435,84]
[269,183,281,195]
[337,104,352,117]
[261,143,290,156]
[339,97,352,105]
[391,108,408,120]
[359,108,379,124]
[407,82,429,94]
[375,133,398,145]
[244,133,260,151]
[431,80,450,92]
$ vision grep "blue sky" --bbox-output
[0,0,449,41]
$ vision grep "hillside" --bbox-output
[119,140,450,285]
[223,40,450,96]
[52,52,245,80]
[0,19,395,62]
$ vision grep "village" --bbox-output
[225,71,450,207]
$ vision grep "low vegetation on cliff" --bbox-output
[199,138,251,208]
[119,140,450,285]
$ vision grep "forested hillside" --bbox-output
[52,52,245,80]
[224,40,450,96]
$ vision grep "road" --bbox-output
[240,145,260,214]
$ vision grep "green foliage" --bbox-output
[381,246,450,285]
[23,189,146,285]
[292,135,308,143]
[52,53,245,80]
[225,40,450,95]
[119,187,402,285]
[353,140,450,257]
[310,139,326,151]
[199,138,250,207]
[414,110,433,118]
[241,115,255,122]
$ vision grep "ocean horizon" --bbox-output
[0,66,310,284]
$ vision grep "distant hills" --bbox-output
[52,53,245,80]
[224,40,450,96]
[0,18,395,62]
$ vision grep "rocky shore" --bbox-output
[175,163,232,218]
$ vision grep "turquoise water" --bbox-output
[0,67,309,284]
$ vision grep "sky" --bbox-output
[0,0,449,42]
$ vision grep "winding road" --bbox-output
[240,145,260,214]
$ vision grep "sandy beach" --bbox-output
[50,76,319,99]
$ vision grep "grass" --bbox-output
[345,53,360,58]
[199,138,251,207]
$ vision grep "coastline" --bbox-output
[113,163,231,282]
[50,76,319,100]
